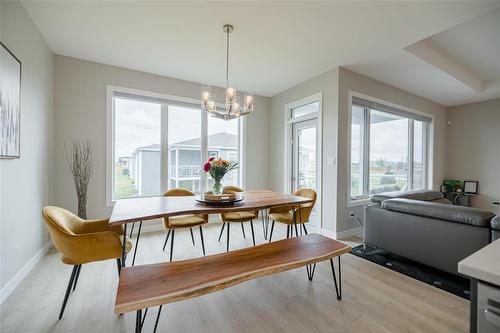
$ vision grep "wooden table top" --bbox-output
[109,190,313,226]
[115,234,351,313]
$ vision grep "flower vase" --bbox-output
[212,179,223,195]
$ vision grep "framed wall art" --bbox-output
[1,42,22,158]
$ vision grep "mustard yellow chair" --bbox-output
[218,186,259,251]
[268,188,317,242]
[162,189,208,261]
[42,206,132,319]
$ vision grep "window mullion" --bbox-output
[408,119,414,190]
[363,108,370,197]
[201,109,208,192]
[160,104,169,193]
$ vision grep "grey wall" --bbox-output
[0,1,53,291]
[446,98,500,214]
[269,68,339,233]
[54,55,269,218]
[337,68,448,234]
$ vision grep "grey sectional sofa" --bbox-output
[364,190,499,275]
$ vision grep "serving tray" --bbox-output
[196,191,244,206]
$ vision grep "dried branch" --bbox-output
[65,139,93,219]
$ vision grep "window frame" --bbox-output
[106,85,245,206]
[347,91,433,206]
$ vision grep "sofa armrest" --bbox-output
[381,198,495,227]
[492,216,500,231]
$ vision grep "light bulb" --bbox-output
[227,87,235,97]
[233,102,239,111]
[202,91,210,101]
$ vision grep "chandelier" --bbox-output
[201,24,253,120]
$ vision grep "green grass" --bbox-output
[115,165,138,198]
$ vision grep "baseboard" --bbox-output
[319,228,337,239]
[0,240,53,305]
[336,226,363,239]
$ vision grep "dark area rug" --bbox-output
[350,245,470,299]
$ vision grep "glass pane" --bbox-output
[369,110,408,194]
[207,116,239,188]
[291,101,319,119]
[113,97,161,198]
[413,120,426,189]
[168,106,202,192]
[350,105,365,197]
[297,126,317,190]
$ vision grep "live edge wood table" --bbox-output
[115,234,351,333]
[109,190,315,268]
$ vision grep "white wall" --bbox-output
[337,68,448,234]
[269,68,339,234]
[446,98,500,214]
[0,0,53,294]
[54,55,269,218]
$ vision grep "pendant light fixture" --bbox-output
[201,24,253,120]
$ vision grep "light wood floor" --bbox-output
[0,222,469,333]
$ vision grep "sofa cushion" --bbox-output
[371,190,443,204]
[492,215,500,231]
[381,198,495,227]
[430,198,452,205]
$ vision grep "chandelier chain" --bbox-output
[226,27,230,87]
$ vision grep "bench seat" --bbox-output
[115,234,350,314]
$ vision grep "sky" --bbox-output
[351,106,416,163]
[114,98,238,161]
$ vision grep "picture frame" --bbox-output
[463,181,478,194]
[1,42,22,158]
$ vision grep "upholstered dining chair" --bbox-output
[162,188,208,261]
[218,185,259,252]
[268,188,317,242]
[42,206,132,320]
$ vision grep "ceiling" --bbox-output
[21,1,500,106]
[348,7,500,106]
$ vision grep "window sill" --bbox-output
[348,198,372,207]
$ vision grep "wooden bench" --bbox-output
[115,234,351,332]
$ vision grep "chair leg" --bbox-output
[226,222,231,252]
[250,220,256,246]
[189,228,195,246]
[162,230,171,251]
[218,223,226,242]
[72,264,82,291]
[286,225,290,238]
[241,223,246,239]
[116,259,121,275]
[59,265,78,319]
[268,220,275,243]
[199,226,206,256]
[302,223,308,235]
[169,230,175,262]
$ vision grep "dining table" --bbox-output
[109,190,314,269]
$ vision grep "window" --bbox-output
[291,101,319,119]
[349,96,430,201]
[109,88,242,201]
[207,116,240,188]
[168,106,201,192]
[114,98,161,198]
